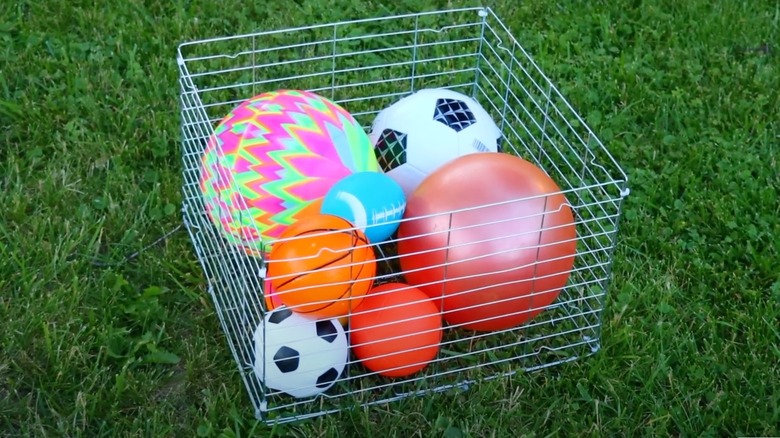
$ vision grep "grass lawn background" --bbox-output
[1,0,778,436]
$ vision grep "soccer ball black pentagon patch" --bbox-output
[315,367,339,388]
[273,346,300,373]
[433,98,476,132]
[268,307,293,324]
[316,320,338,343]
[496,136,505,153]
[374,128,407,171]
[253,307,349,398]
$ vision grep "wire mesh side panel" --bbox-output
[177,9,486,128]
[177,6,628,424]
[178,67,270,417]
[472,10,629,370]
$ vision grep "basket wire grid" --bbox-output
[177,6,629,423]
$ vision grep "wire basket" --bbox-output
[176,6,629,424]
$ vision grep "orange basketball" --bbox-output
[266,213,376,320]
[350,282,442,378]
[263,197,351,324]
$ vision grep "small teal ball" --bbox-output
[321,171,406,243]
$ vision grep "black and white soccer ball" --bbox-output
[369,88,503,197]
[252,307,348,399]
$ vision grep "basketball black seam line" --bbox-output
[296,252,368,315]
[295,233,371,315]
[274,230,369,308]
[271,227,353,290]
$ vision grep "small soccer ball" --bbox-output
[252,307,349,398]
[368,88,502,197]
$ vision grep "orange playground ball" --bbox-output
[266,213,377,320]
[350,282,442,378]
[263,280,284,311]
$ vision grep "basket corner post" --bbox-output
[254,400,268,422]
[470,6,491,100]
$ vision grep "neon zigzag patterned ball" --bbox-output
[200,89,380,254]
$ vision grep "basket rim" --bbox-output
[176,6,490,55]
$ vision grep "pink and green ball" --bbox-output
[200,89,380,255]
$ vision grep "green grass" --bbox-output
[2,0,779,436]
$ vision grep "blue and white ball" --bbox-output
[321,171,406,243]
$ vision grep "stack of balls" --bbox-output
[199,87,578,400]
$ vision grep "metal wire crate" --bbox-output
[176,6,629,424]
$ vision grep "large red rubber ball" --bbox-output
[397,152,577,332]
